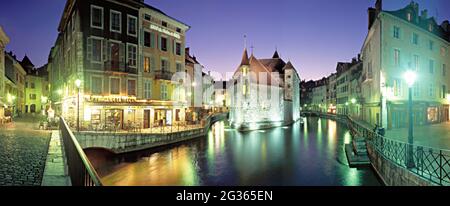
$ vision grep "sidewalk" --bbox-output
[384,122,450,150]
[41,130,71,186]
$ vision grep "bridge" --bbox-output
[58,112,228,186]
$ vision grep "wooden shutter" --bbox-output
[102,39,107,63]
[150,33,155,48]
[173,40,176,54]
[150,56,155,72]
[119,43,125,66]
[86,38,92,61]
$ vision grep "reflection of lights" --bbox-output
[343,132,352,144]
[84,107,92,120]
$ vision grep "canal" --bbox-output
[85,117,381,186]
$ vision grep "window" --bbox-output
[161,59,168,71]
[30,94,36,100]
[161,84,168,100]
[393,26,400,39]
[442,85,447,99]
[144,80,152,99]
[110,78,120,95]
[368,61,373,78]
[412,33,418,45]
[162,21,168,27]
[144,56,150,73]
[176,63,182,72]
[91,76,103,95]
[429,83,435,97]
[429,40,434,51]
[444,64,447,76]
[407,13,412,21]
[429,24,433,32]
[31,82,35,89]
[175,42,181,55]
[160,37,167,51]
[90,5,103,29]
[429,59,434,74]
[441,46,447,57]
[413,55,419,71]
[393,79,402,97]
[127,44,137,68]
[144,31,151,47]
[91,38,103,63]
[144,14,151,21]
[394,49,400,66]
[127,79,136,96]
[127,15,137,36]
[176,28,181,33]
[110,10,121,33]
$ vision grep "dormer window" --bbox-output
[407,13,412,21]
[162,21,168,27]
[429,24,433,32]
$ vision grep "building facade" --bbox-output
[230,48,301,131]
[335,58,363,117]
[361,0,450,129]
[0,26,9,120]
[49,0,191,130]
[4,52,26,117]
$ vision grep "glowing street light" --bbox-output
[403,70,416,169]
[351,98,357,104]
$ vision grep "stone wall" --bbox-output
[367,142,436,186]
[74,113,227,154]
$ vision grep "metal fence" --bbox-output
[346,116,450,186]
[60,117,103,186]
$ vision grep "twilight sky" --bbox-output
[1,0,449,81]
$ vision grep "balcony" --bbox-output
[154,70,174,81]
[104,61,137,74]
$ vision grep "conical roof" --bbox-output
[240,48,249,66]
[272,50,280,59]
[283,61,295,70]
[20,55,34,68]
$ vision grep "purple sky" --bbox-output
[1,0,449,81]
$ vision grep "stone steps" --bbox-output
[345,136,370,167]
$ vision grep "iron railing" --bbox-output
[154,70,174,81]
[60,117,103,186]
[346,115,450,186]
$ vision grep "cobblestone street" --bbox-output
[0,116,51,186]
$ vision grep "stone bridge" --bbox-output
[73,112,228,154]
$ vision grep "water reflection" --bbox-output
[85,117,381,186]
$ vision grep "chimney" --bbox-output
[421,9,428,19]
[441,20,449,32]
[375,0,382,12]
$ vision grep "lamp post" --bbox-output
[404,70,416,169]
[75,79,81,132]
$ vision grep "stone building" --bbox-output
[0,26,9,120]
[48,0,190,130]
[230,48,301,131]
[361,0,450,129]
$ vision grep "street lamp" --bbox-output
[75,79,81,132]
[403,70,417,169]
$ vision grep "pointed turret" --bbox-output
[240,48,249,66]
[283,61,295,70]
[272,50,280,59]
